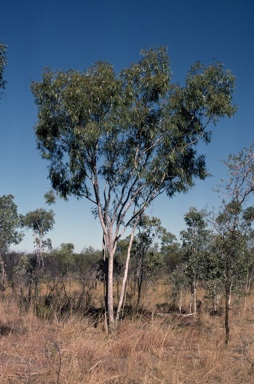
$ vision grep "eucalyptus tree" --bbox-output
[0,194,23,290]
[21,208,55,269]
[0,42,7,97]
[31,46,236,331]
[180,207,210,315]
[130,215,165,312]
[212,143,254,344]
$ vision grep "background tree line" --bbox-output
[1,141,253,344]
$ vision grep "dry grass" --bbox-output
[1,294,254,383]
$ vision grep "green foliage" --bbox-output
[0,194,23,290]
[44,190,56,205]
[0,194,23,254]
[47,243,78,277]
[22,208,54,232]
[212,144,254,343]
[46,244,101,279]
[31,46,236,223]
[115,215,166,281]
[134,215,165,277]
[21,208,54,242]
[21,208,55,268]
[170,264,189,298]
[180,207,210,282]
[31,46,236,328]
[160,231,181,272]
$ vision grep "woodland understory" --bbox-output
[1,279,254,384]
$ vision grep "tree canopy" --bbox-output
[21,208,55,269]
[0,194,23,254]
[0,194,23,289]
[31,46,236,256]
[213,143,254,344]
[31,46,236,330]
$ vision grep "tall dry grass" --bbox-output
[1,290,254,383]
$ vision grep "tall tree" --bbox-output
[212,143,254,345]
[0,194,23,290]
[21,208,55,269]
[31,46,236,331]
[0,42,7,98]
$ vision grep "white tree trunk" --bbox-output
[115,219,139,326]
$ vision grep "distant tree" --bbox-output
[21,208,55,269]
[160,230,181,273]
[0,194,23,290]
[240,228,254,311]
[46,242,75,277]
[201,239,224,314]
[130,215,165,312]
[77,246,102,283]
[180,207,210,314]
[212,144,254,345]
[31,46,236,331]
[170,264,190,314]
[0,42,7,98]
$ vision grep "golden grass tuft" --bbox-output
[1,295,254,383]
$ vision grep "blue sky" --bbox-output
[0,0,253,253]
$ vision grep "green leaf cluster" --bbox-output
[31,46,236,218]
[0,194,23,254]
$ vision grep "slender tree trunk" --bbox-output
[225,258,231,346]
[115,243,131,325]
[214,291,218,312]
[107,251,115,332]
[244,273,250,314]
[136,269,143,314]
[100,237,108,333]
[179,289,183,315]
[193,279,197,316]
[0,255,7,291]
[243,266,254,314]
[136,249,144,314]
[228,280,233,306]
[101,225,117,332]
[116,221,138,326]
[122,280,128,315]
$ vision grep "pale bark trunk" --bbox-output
[193,280,197,315]
[225,254,231,346]
[107,251,115,332]
[179,289,183,315]
[243,267,254,314]
[38,236,44,269]
[116,219,139,326]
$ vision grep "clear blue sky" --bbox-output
[0,0,253,253]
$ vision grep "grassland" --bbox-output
[1,283,254,383]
